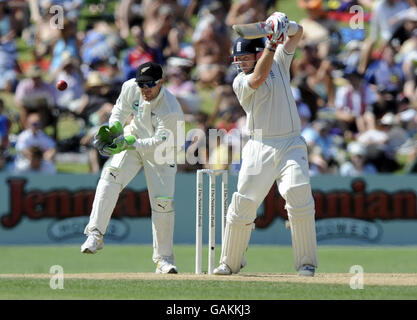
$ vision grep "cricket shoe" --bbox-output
[241,256,247,269]
[213,263,232,275]
[298,264,315,277]
[81,231,103,254]
[156,260,178,274]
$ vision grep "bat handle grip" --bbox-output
[263,21,274,35]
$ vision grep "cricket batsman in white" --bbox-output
[214,12,318,276]
[81,62,184,274]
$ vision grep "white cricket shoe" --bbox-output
[213,263,232,275]
[81,230,103,254]
[298,264,315,277]
[156,260,178,274]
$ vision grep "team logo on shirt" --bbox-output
[132,100,139,113]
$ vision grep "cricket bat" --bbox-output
[232,21,274,39]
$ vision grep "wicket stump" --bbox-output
[195,169,228,274]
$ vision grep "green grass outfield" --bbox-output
[0,245,416,300]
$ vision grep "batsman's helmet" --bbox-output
[232,37,264,73]
[232,37,264,56]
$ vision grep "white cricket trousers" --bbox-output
[84,148,177,264]
[220,133,319,273]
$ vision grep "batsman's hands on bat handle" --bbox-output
[103,135,137,155]
[265,12,288,49]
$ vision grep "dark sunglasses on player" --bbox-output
[137,79,160,88]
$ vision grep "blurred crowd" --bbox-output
[0,0,417,176]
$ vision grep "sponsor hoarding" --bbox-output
[1,173,417,245]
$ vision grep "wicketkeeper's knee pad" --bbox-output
[151,197,175,263]
[227,192,258,226]
[283,183,318,270]
[150,196,175,214]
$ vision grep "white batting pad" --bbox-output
[151,210,175,264]
[220,222,254,273]
[227,192,258,224]
[284,184,318,270]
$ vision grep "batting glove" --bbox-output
[103,135,137,155]
[265,12,289,48]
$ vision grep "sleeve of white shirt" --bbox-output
[134,113,183,154]
[232,74,255,104]
[274,44,295,76]
[109,81,134,127]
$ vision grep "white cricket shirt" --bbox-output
[109,79,184,154]
[232,45,301,138]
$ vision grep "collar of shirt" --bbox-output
[141,86,165,110]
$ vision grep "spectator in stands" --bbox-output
[193,1,228,42]
[341,40,363,70]
[26,1,61,59]
[370,0,410,43]
[70,71,113,124]
[357,113,402,172]
[292,86,313,130]
[0,0,17,52]
[81,21,124,71]
[389,7,417,47]
[142,2,178,64]
[359,0,409,73]
[340,141,377,176]
[226,0,266,27]
[13,145,56,173]
[292,43,335,107]
[402,30,417,106]
[302,119,339,164]
[166,57,201,115]
[0,47,18,92]
[334,68,376,135]
[99,55,124,101]
[121,25,157,81]
[40,0,84,21]
[0,0,19,93]
[166,16,195,59]
[53,51,85,111]
[297,0,341,58]
[80,102,112,172]
[193,13,231,88]
[13,112,56,172]
[15,64,57,129]
[114,0,144,39]
[0,98,10,150]
[49,18,80,73]
[365,45,404,115]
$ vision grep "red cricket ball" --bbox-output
[57,80,68,91]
